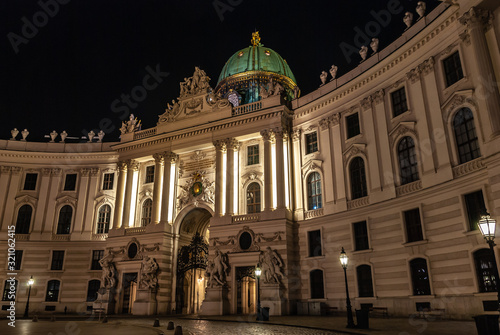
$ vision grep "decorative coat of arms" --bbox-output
[177,171,215,210]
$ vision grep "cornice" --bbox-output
[0,151,118,161]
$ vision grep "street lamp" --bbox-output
[478,212,500,311]
[23,276,34,318]
[255,264,262,321]
[340,247,355,328]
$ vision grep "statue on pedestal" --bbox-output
[416,2,426,19]
[206,249,229,288]
[404,12,414,29]
[259,247,285,284]
[320,71,328,86]
[359,46,368,61]
[139,256,159,290]
[99,251,117,289]
[370,38,379,54]
[329,65,338,81]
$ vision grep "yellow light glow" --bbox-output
[283,141,289,209]
[233,150,238,214]
[222,152,227,215]
[129,170,139,227]
[167,163,176,222]
[272,143,277,209]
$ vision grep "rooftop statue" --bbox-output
[329,65,338,81]
[359,46,368,61]
[404,12,414,29]
[120,114,141,134]
[370,38,379,54]
[320,71,328,86]
[416,2,426,19]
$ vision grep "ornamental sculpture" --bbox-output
[259,247,285,284]
[99,251,117,289]
[416,2,426,19]
[370,38,379,54]
[359,46,368,61]
[120,114,141,134]
[179,67,211,98]
[329,65,338,81]
[206,249,229,288]
[177,171,215,210]
[320,71,328,86]
[404,12,414,29]
[139,256,159,290]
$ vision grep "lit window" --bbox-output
[307,172,322,210]
[247,145,259,165]
[45,280,60,302]
[142,199,152,226]
[474,249,498,293]
[247,183,261,214]
[305,132,318,154]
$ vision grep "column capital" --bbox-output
[360,96,373,111]
[260,129,276,143]
[80,168,91,177]
[0,166,11,175]
[153,153,164,164]
[11,167,22,175]
[125,159,140,171]
[459,7,493,31]
[371,90,385,105]
[291,129,301,141]
[51,168,62,176]
[227,138,240,151]
[42,168,52,176]
[213,139,227,152]
[161,151,178,164]
[117,161,128,171]
[329,114,341,126]
[420,57,434,76]
[90,168,100,177]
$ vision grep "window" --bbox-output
[443,51,464,87]
[410,258,431,295]
[350,157,367,199]
[464,190,486,231]
[453,108,480,164]
[51,251,65,270]
[346,113,360,139]
[87,280,101,302]
[305,132,318,154]
[63,174,77,191]
[391,87,408,117]
[45,280,60,302]
[14,250,23,271]
[23,173,38,190]
[15,204,32,234]
[353,220,369,251]
[310,270,325,299]
[474,249,498,293]
[102,173,114,190]
[145,166,155,184]
[247,145,259,165]
[357,265,374,297]
[97,205,111,234]
[308,230,322,257]
[247,182,261,213]
[2,280,17,301]
[57,205,73,234]
[398,137,419,185]
[91,250,104,270]
[141,199,152,226]
[404,208,423,243]
[307,172,322,210]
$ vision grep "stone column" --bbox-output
[1,167,21,232]
[0,167,11,231]
[112,161,127,229]
[83,168,100,233]
[361,97,382,193]
[42,168,62,234]
[152,153,164,224]
[31,168,51,233]
[261,129,275,211]
[460,7,500,137]
[291,130,304,215]
[319,119,334,204]
[213,140,227,217]
[122,160,139,228]
[329,115,347,210]
[274,128,286,209]
[160,152,178,224]
[73,168,90,233]
[226,139,240,215]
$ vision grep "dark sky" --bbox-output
[1,0,439,142]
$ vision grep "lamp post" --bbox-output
[255,264,262,321]
[23,276,34,318]
[340,247,355,328]
[478,213,500,311]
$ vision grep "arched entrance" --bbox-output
[174,208,211,314]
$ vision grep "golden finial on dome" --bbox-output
[251,31,261,46]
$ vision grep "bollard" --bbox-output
[50,315,56,322]
[102,316,108,323]
[174,325,183,335]
[167,321,174,330]
[153,318,160,327]
[32,315,38,322]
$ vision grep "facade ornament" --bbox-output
[260,129,276,143]
[60,131,68,142]
[42,168,51,176]
[259,247,285,284]
[120,114,141,135]
[206,249,229,288]
[88,130,95,142]
[153,153,164,164]
[404,12,414,29]
[99,251,117,289]
[21,129,29,141]
[51,168,62,176]
[359,46,368,61]
[139,256,159,290]
[291,129,301,141]
[329,113,341,126]
[226,138,240,151]
[255,231,284,243]
[177,171,215,210]
[179,67,211,98]
[213,139,227,153]
[49,130,58,142]
[80,168,91,177]
[370,38,379,54]
[10,128,19,140]
[319,118,329,131]
[459,30,471,46]
[97,130,105,142]
[361,96,373,111]
[11,167,22,175]
[292,86,300,99]
[158,99,181,123]
[1,166,11,174]
[90,168,100,177]
[420,57,435,76]
[372,89,385,104]
[406,68,420,84]
[117,161,127,172]
[459,7,493,32]
[126,159,140,171]
[416,2,426,19]
[329,65,338,81]
[190,150,206,162]
[320,71,328,86]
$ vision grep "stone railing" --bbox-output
[134,128,157,140]
[396,180,423,197]
[232,100,263,116]
[52,234,70,241]
[232,213,261,223]
[452,158,485,178]
[16,234,29,241]
[304,208,324,219]
[347,196,369,210]
[92,233,108,241]
[125,227,146,235]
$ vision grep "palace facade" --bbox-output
[2,0,500,319]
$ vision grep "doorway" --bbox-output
[236,266,256,314]
[121,272,137,314]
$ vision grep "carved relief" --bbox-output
[389,122,418,148]
[459,31,471,46]
[241,171,263,186]
[177,171,215,210]
[361,96,373,111]
[329,113,341,126]
[259,247,285,284]
[420,57,435,76]
[291,129,301,141]
[319,118,329,130]
[206,249,230,288]
[139,256,159,290]
[459,7,493,31]
[406,68,420,84]
[343,143,367,166]
[443,93,477,123]
[372,90,385,104]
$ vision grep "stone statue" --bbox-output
[329,65,338,81]
[359,46,368,61]
[60,131,68,142]
[260,84,269,99]
[273,82,284,96]
[259,247,285,284]
[10,128,19,140]
[416,2,426,19]
[98,130,105,142]
[207,249,229,288]
[320,71,328,86]
[404,12,414,28]
[99,251,117,289]
[49,130,58,142]
[267,78,275,95]
[21,129,29,141]
[293,86,300,99]
[120,114,141,134]
[370,38,379,54]
[88,130,95,142]
[139,256,159,290]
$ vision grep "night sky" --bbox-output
[1,0,439,142]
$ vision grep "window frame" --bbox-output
[397,136,419,185]
[305,131,318,155]
[247,144,260,166]
[14,204,33,234]
[309,269,325,300]
[345,112,361,139]
[452,107,481,165]
[390,86,409,118]
[306,171,322,210]
[102,172,115,190]
[403,207,425,243]
[86,279,101,302]
[50,250,65,271]
[56,205,73,235]
[353,220,370,251]
[307,229,323,258]
[144,165,155,184]
[442,51,464,88]
[23,172,38,191]
[91,250,104,270]
[141,198,153,227]
[96,204,111,234]
[356,264,374,298]
[409,257,432,296]
[63,173,78,191]
[45,279,61,302]
[246,182,261,214]
[473,248,499,293]
[349,156,368,200]
[463,189,487,232]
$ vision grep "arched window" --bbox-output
[453,108,480,164]
[141,199,152,226]
[15,204,32,234]
[474,249,498,293]
[56,205,72,234]
[398,136,419,185]
[310,269,325,299]
[87,280,101,302]
[307,172,322,210]
[247,182,261,214]
[410,258,431,295]
[97,205,111,234]
[45,280,60,302]
[357,265,374,297]
[350,157,367,200]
